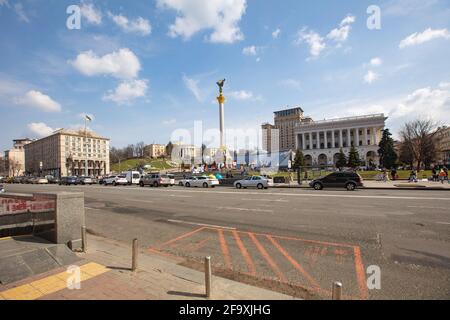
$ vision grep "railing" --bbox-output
[296,114,385,127]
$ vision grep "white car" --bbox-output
[179,176,219,188]
[104,175,128,186]
[234,176,273,190]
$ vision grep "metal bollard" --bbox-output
[81,226,87,253]
[332,281,342,300]
[132,239,138,272]
[205,256,212,298]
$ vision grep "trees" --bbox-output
[378,129,398,169]
[336,148,347,169]
[292,150,305,170]
[347,146,361,168]
[166,142,174,159]
[400,119,438,169]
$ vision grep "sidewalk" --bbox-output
[0,234,295,300]
[273,180,450,190]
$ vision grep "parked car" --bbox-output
[59,176,78,185]
[77,176,94,185]
[309,171,363,191]
[234,176,273,190]
[98,176,107,185]
[179,176,219,188]
[13,176,22,184]
[46,175,60,184]
[104,175,128,186]
[34,177,49,184]
[139,173,173,187]
[125,171,141,185]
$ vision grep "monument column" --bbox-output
[339,130,343,148]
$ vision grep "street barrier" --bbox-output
[205,256,212,298]
[332,281,343,300]
[132,238,138,272]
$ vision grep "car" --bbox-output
[104,175,128,186]
[139,173,173,187]
[34,177,48,184]
[46,175,60,184]
[77,176,94,185]
[98,176,107,185]
[59,176,78,185]
[125,171,141,185]
[13,176,22,184]
[180,176,219,188]
[234,176,273,190]
[309,171,363,191]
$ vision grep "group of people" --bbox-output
[432,167,449,184]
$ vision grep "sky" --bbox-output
[1,0,449,152]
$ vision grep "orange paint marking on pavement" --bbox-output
[159,227,206,248]
[353,246,369,300]
[247,232,287,283]
[183,237,212,253]
[249,231,355,248]
[218,229,232,270]
[267,235,320,289]
[232,230,257,276]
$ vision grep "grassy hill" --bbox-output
[110,158,176,173]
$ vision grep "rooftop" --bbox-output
[296,114,386,127]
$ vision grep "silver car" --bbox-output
[234,176,273,190]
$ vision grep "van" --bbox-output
[125,171,141,185]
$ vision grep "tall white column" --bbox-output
[302,133,306,150]
[347,129,351,147]
[309,132,313,150]
[332,131,336,149]
[372,127,377,145]
[355,128,360,147]
[219,102,225,148]
[339,130,343,148]
[364,127,368,146]
[324,131,328,149]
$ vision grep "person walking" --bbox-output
[391,168,397,181]
[432,168,438,182]
[439,169,446,184]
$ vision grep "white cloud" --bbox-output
[364,70,379,84]
[157,0,247,43]
[108,12,152,36]
[278,79,301,90]
[103,79,148,105]
[27,122,55,137]
[399,28,450,48]
[370,57,383,67]
[15,90,61,112]
[14,3,29,23]
[242,46,257,56]
[272,28,281,39]
[182,75,203,101]
[69,48,141,80]
[229,90,253,100]
[80,2,102,25]
[163,118,177,125]
[384,0,438,16]
[0,0,10,7]
[327,15,355,42]
[344,83,450,125]
[295,28,326,58]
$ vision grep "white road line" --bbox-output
[241,198,289,202]
[408,206,448,210]
[169,195,192,198]
[436,222,450,225]
[217,206,274,213]
[167,219,236,230]
[125,199,154,203]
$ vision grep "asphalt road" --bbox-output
[5,183,450,300]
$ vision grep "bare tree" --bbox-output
[135,141,145,158]
[400,119,438,169]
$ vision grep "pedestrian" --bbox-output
[432,167,438,182]
[391,168,397,181]
[438,169,446,184]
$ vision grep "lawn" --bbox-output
[110,158,175,173]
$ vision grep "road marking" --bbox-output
[267,235,320,289]
[126,199,154,203]
[232,230,257,276]
[353,246,369,300]
[407,206,448,210]
[436,221,450,225]
[218,229,232,270]
[247,232,288,283]
[167,219,236,230]
[159,227,206,247]
[241,198,289,203]
[218,206,274,213]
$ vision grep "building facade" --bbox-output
[435,126,450,166]
[144,144,166,158]
[25,129,110,177]
[4,138,33,176]
[294,114,387,167]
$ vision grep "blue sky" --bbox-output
[1,0,449,151]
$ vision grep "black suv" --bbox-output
[309,172,363,191]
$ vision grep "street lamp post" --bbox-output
[216,79,226,169]
[84,115,92,176]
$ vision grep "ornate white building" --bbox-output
[294,114,387,167]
